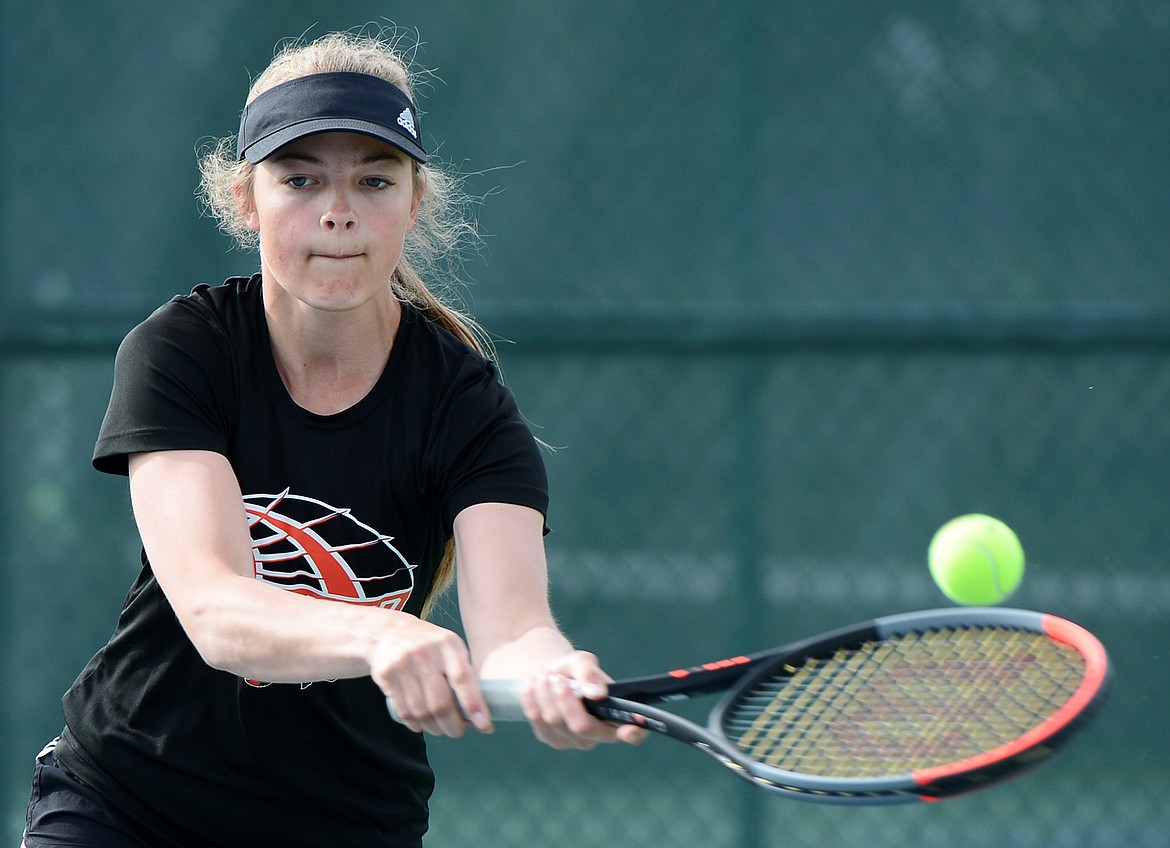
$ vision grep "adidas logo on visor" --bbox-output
[396,108,417,138]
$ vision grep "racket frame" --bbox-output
[594,607,1110,803]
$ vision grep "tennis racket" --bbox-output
[401,607,1110,804]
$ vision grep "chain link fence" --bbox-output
[4,1,1169,845]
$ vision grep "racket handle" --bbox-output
[385,679,528,724]
[479,679,528,721]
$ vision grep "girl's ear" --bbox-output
[407,167,425,231]
[234,182,260,233]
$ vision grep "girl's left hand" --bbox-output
[519,650,649,749]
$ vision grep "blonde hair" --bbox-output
[199,30,487,617]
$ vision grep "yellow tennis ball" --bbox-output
[928,514,1025,606]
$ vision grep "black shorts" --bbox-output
[23,739,156,848]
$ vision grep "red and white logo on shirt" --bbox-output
[241,489,416,688]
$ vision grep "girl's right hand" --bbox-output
[369,615,493,737]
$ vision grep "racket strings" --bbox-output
[722,626,1087,777]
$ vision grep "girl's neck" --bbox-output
[264,291,402,416]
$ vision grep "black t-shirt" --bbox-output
[56,275,548,847]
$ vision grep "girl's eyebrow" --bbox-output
[269,150,407,168]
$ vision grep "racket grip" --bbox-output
[479,679,528,721]
[385,679,528,724]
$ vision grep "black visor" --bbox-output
[237,72,427,164]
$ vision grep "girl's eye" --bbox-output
[285,176,313,189]
[362,176,392,189]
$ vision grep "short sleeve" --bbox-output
[430,357,549,532]
[92,296,236,476]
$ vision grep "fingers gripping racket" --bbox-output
[410,608,1110,804]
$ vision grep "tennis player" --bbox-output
[22,30,642,848]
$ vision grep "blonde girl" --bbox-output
[23,30,640,848]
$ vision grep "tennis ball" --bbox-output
[928,514,1025,606]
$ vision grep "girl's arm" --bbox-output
[128,448,491,737]
[454,502,645,748]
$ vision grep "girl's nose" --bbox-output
[321,191,357,230]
